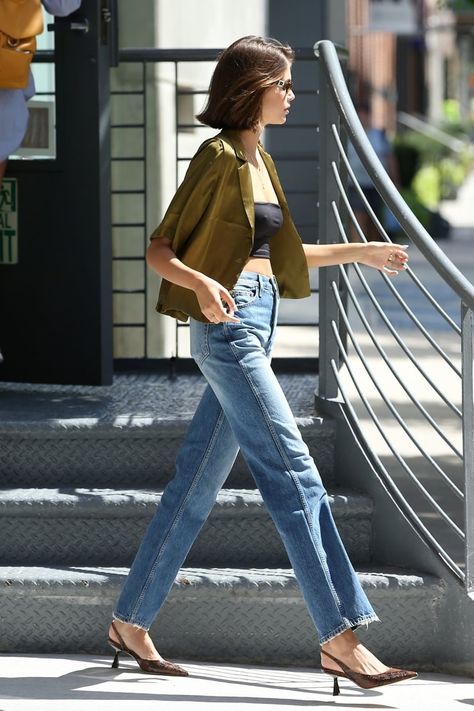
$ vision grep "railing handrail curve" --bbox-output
[397,110,468,154]
[314,39,474,312]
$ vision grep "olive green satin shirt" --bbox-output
[151,129,311,322]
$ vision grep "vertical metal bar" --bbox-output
[338,124,350,359]
[174,60,179,360]
[317,64,341,399]
[142,60,148,359]
[174,60,179,192]
[462,302,474,593]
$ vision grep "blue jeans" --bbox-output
[114,272,379,644]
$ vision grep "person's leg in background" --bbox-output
[364,187,385,242]
[0,85,31,189]
[347,185,369,242]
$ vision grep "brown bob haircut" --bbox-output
[197,35,294,131]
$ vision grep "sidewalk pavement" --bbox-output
[1,654,473,711]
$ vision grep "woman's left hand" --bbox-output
[358,242,409,276]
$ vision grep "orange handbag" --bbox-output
[0,0,43,89]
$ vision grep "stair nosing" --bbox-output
[0,564,445,595]
[0,414,333,435]
[0,487,374,518]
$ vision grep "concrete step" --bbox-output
[0,565,445,669]
[0,373,335,488]
[0,487,373,567]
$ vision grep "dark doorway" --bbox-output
[0,0,116,384]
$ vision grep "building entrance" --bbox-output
[0,0,116,384]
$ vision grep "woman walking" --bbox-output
[107,35,415,696]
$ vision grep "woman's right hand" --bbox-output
[147,237,239,323]
[194,276,239,323]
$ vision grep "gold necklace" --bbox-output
[247,154,270,197]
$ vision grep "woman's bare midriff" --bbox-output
[243,257,274,276]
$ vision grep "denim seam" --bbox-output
[223,334,344,618]
[127,407,228,627]
[287,472,343,613]
[319,613,380,646]
[191,321,210,367]
[195,323,210,366]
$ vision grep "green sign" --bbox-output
[0,178,18,264]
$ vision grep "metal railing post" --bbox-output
[461,302,474,594]
[317,67,341,400]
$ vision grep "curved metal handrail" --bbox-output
[314,39,474,311]
[397,111,469,154]
[315,39,474,595]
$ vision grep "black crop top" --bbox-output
[249,202,283,259]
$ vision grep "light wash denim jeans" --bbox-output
[114,271,379,644]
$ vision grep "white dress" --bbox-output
[0,0,82,161]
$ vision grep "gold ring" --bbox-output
[387,253,394,262]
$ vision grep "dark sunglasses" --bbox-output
[273,79,293,93]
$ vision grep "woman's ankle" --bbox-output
[113,620,145,635]
[321,629,358,655]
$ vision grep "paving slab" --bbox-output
[0,655,472,711]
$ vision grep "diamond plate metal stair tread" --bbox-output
[0,487,373,567]
[0,374,335,487]
[0,487,373,518]
[0,565,443,595]
[0,424,335,488]
[0,372,321,431]
[0,374,450,667]
[0,565,445,665]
